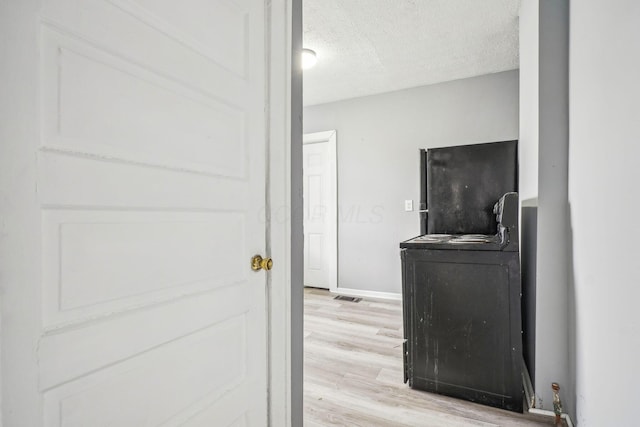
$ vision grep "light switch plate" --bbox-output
[404,200,413,212]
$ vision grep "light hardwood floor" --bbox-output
[303,288,561,427]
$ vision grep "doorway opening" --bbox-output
[297,0,547,425]
[302,130,337,293]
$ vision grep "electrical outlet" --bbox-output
[404,200,413,212]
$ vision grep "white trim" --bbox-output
[332,287,402,302]
[303,130,338,294]
[528,408,574,427]
[303,130,336,144]
[523,362,574,427]
[267,0,292,425]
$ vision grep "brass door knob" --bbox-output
[251,255,273,271]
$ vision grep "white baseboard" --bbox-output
[523,359,575,427]
[332,287,402,301]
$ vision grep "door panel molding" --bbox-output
[42,209,247,328]
[41,26,248,179]
[42,314,249,425]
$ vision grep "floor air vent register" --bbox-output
[333,295,362,303]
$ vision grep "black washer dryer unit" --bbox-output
[401,141,523,413]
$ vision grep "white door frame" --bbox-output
[303,130,338,293]
[267,0,297,425]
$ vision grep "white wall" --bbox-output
[537,0,572,415]
[519,1,574,416]
[304,71,519,294]
[518,4,540,388]
[518,0,539,203]
[570,1,640,425]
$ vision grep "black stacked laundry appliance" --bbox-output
[400,140,523,412]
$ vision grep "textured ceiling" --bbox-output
[303,0,520,106]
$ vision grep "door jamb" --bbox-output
[267,0,300,425]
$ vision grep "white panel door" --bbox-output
[0,0,271,425]
[303,131,337,291]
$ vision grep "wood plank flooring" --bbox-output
[303,288,560,427]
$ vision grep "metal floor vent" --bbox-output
[334,295,362,303]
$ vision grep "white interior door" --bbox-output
[0,0,271,425]
[303,131,337,291]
